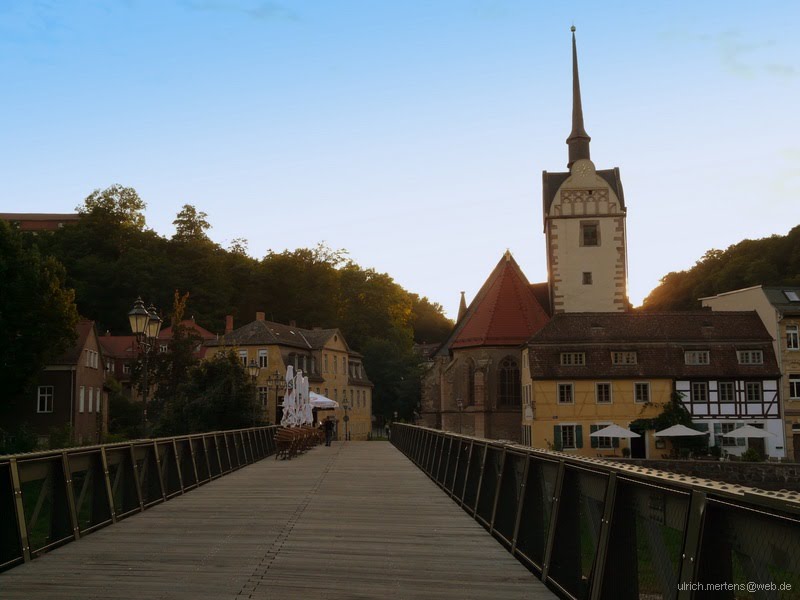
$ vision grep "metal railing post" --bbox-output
[60,451,80,541]
[9,459,31,563]
[677,490,707,600]
[540,459,566,583]
[588,471,617,600]
[99,447,117,524]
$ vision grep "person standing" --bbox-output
[324,418,334,446]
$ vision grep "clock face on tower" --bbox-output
[573,160,594,176]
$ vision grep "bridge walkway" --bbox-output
[0,441,553,599]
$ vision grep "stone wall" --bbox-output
[609,458,800,491]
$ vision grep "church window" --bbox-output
[580,221,600,246]
[582,272,592,285]
[467,361,475,406]
[497,357,521,405]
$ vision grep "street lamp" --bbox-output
[343,400,351,441]
[457,399,463,434]
[265,370,283,425]
[247,359,261,426]
[127,297,162,436]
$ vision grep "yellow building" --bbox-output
[522,312,782,459]
[205,313,373,439]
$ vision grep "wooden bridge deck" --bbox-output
[0,441,554,599]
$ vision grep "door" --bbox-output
[630,428,646,458]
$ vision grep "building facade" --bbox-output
[522,312,783,459]
[701,286,800,460]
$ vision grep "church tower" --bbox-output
[542,28,628,313]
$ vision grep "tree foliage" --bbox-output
[642,225,800,311]
[29,187,454,428]
[0,221,79,405]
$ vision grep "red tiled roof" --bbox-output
[98,335,138,358]
[52,319,95,365]
[450,252,550,349]
[159,319,216,340]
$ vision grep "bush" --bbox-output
[740,447,764,462]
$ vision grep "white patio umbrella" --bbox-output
[309,391,339,409]
[727,424,775,439]
[280,366,295,427]
[590,424,640,439]
[655,424,709,438]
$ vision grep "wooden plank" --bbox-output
[0,442,553,599]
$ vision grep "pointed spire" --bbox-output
[566,26,591,168]
[458,291,467,322]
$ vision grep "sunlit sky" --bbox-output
[2,1,798,319]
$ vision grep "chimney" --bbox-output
[256,312,265,321]
[290,320,297,328]
[225,315,234,333]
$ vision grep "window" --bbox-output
[590,424,614,449]
[746,382,762,403]
[612,351,637,365]
[343,358,348,374]
[334,356,338,374]
[685,351,710,365]
[634,382,650,403]
[785,290,800,302]
[720,423,745,448]
[560,352,585,366]
[558,383,574,404]
[123,362,131,375]
[324,354,329,372]
[787,325,799,351]
[86,349,99,368]
[88,387,94,412]
[790,375,800,400]
[79,386,85,413]
[498,357,521,405]
[596,383,612,404]
[96,389,102,413]
[258,386,268,406]
[561,425,576,449]
[159,344,168,353]
[737,350,763,365]
[582,272,593,285]
[37,386,54,413]
[718,382,735,403]
[258,349,268,368]
[580,221,599,246]
[691,382,708,403]
[238,350,248,366]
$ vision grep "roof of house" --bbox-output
[762,286,800,315]
[208,319,354,354]
[437,252,551,354]
[527,311,780,379]
[159,319,216,340]
[98,335,138,359]
[0,213,81,221]
[52,319,96,365]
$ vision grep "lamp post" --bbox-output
[247,359,261,426]
[265,370,283,425]
[343,400,351,441]
[457,399,463,434]
[127,297,162,436]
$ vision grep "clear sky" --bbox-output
[2,1,798,319]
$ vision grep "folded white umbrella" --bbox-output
[589,424,640,439]
[727,424,775,438]
[655,424,709,438]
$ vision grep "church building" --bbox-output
[420,28,629,441]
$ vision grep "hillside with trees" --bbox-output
[641,225,800,311]
[25,184,453,426]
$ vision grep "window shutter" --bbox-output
[576,425,583,448]
[590,425,598,448]
[554,425,561,450]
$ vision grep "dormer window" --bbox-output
[784,290,800,302]
[737,350,763,365]
[684,351,710,365]
[560,352,586,366]
[611,351,637,365]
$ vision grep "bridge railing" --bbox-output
[0,425,278,573]
[392,424,800,600]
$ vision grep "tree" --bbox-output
[156,349,257,435]
[172,204,211,241]
[77,184,146,230]
[0,221,79,406]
